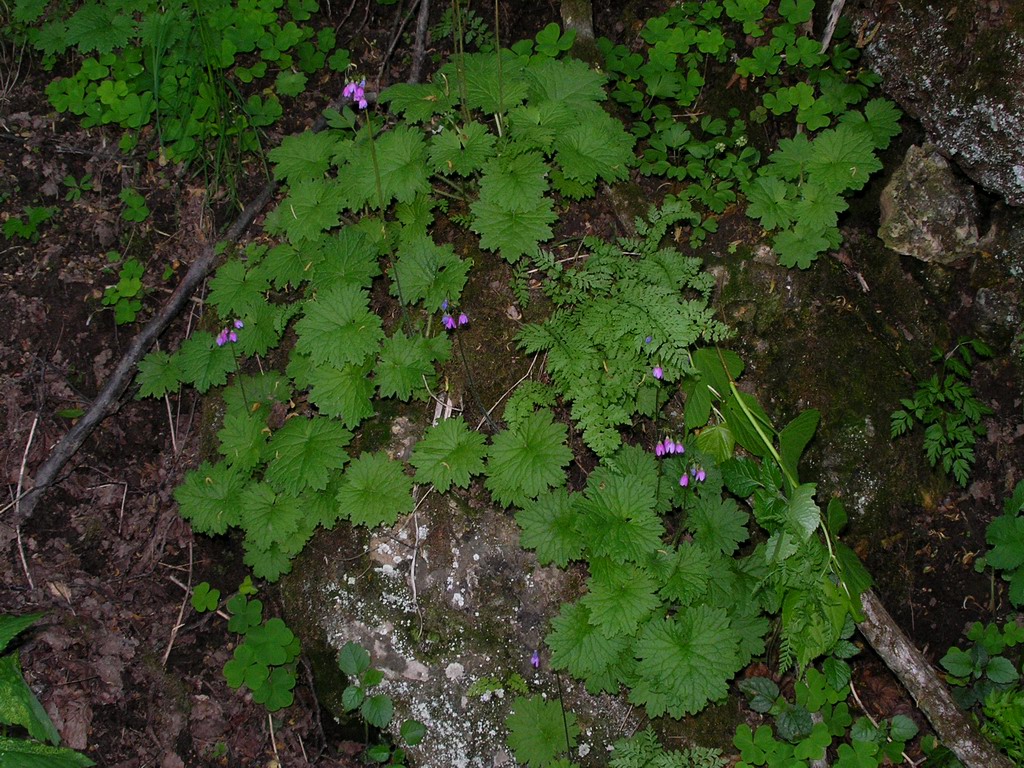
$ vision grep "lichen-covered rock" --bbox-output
[878,144,979,264]
[281,417,640,767]
[854,0,1024,205]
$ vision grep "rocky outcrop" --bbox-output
[853,0,1024,205]
[878,144,980,264]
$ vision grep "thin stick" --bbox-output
[407,0,432,85]
[162,541,193,667]
[819,0,846,54]
[475,352,539,431]
[13,87,350,527]
[164,393,179,455]
[13,416,39,589]
[268,712,281,765]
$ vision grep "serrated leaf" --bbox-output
[338,641,371,676]
[268,130,338,183]
[135,350,182,399]
[265,179,347,244]
[255,242,309,290]
[478,151,550,211]
[580,473,663,564]
[687,494,749,555]
[441,50,530,114]
[294,285,384,369]
[361,694,394,729]
[554,114,634,185]
[176,332,237,392]
[346,124,430,209]
[470,196,556,262]
[336,452,413,528]
[263,416,352,495]
[309,227,381,293]
[390,234,471,309]
[485,410,571,507]
[633,606,740,717]
[302,359,376,428]
[515,488,583,567]
[428,121,496,176]
[375,332,438,401]
[987,513,1024,571]
[378,81,456,122]
[506,695,578,768]
[805,124,881,194]
[582,560,659,638]
[217,409,268,473]
[786,483,821,541]
[410,417,487,493]
[773,225,830,269]
[744,175,795,230]
[547,600,629,694]
[653,542,711,605]
[239,483,303,550]
[174,461,247,534]
[839,98,902,151]
[65,3,133,54]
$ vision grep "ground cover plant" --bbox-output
[1,0,1021,766]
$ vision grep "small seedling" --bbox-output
[2,205,56,242]
[119,187,150,223]
[63,172,93,201]
[102,256,145,324]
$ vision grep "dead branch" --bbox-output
[858,588,1014,768]
[408,0,431,85]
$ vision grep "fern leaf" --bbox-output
[410,417,487,492]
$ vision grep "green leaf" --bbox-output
[470,195,557,262]
[547,600,629,694]
[302,359,376,429]
[805,124,882,194]
[65,3,133,54]
[554,115,634,186]
[581,560,659,638]
[744,175,795,230]
[0,653,60,745]
[346,125,431,209]
[336,452,414,528]
[839,98,902,151]
[376,332,438,401]
[176,332,237,392]
[268,130,339,183]
[361,694,394,729]
[390,235,471,309]
[252,665,296,712]
[173,461,247,534]
[987,513,1024,571]
[479,151,550,212]
[265,179,347,244]
[579,473,663,564]
[309,227,381,293]
[294,285,384,369]
[773,225,830,269]
[400,719,427,746]
[516,489,583,567]
[378,82,456,122]
[686,494,749,556]
[190,582,220,613]
[410,417,487,492]
[136,350,182,399]
[632,606,740,717]
[264,416,352,496]
[239,483,303,550]
[441,50,529,114]
[428,121,496,176]
[506,695,578,767]
[485,410,571,507]
[217,409,268,473]
[0,736,95,767]
[0,615,42,656]
[785,483,821,541]
[207,259,269,318]
[338,641,371,676]
[227,595,263,634]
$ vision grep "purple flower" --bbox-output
[344,79,368,110]
[441,299,449,311]
[216,330,229,347]
[233,319,244,329]
[645,336,652,344]
[679,474,689,488]
[442,314,456,330]
[652,366,663,380]
[690,466,706,483]
[216,320,243,347]
[530,650,540,669]
[457,312,469,327]
[655,442,665,458]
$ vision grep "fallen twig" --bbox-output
[13,416,38,589]
[408,0,432,85]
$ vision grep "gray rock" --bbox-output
[855,0,1024,205]
[878,144,980,264]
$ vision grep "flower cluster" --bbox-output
[441,299,468,330]
[216,319,244,347]
[343,79,368,110]
[680,465,707,487]
[654,437,683,457]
